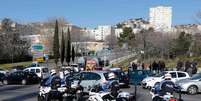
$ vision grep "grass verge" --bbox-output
[0,61,32,70]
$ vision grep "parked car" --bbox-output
[71,71,116,92]
[24,65,49,79]
[141,71,190,89]
[109,68,129,87]
[2,71,40,85]
[0,73,5,83]
[0,68,8,74]
[128,70,154,85]
[176,73,201,95]
[11,65,25,71]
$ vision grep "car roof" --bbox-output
[165,71,187,73]
[109,68,121,71]
[25,66,46,69]
[81,70,109,74]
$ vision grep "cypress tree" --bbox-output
[66,27,71,65]
[60,29,65,65]
[53,20,60,66]
[72,45,75,63]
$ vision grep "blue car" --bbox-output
[128,70,154,85]
[109,68,129,87]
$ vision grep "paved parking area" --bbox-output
[0,84,201,101]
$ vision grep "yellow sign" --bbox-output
[35,57,44,62]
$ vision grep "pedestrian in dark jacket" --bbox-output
[185,60,191,72]
[152,61,158,73]
[149,64,152,71]
[176,60,183,71]
[191,61,197,74]
[159,61,165,72]
[132,62,137,71]
[142,63,145,70]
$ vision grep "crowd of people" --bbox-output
[130,60,166,73]
[130,60,198,76]
[176,60,197,76]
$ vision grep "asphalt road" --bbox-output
[0,84,38,101]
[0,84,201,101]
[124,86,201,101]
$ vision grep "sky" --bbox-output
[0,0,201,28]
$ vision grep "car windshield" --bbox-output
[152,71,167,77]
[30,63,39,67]
[190,73,201,80]
[42,68,49,73]
[36,69,40,73]
[30,69,35,72]
[104,72,119,80]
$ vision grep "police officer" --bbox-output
[153,73,176,97]
[45,69,61,89]
[101,72,119,100]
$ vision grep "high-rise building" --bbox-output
[149,6,172,31]
[95,25,113,41]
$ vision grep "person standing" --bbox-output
[160,61,166,72]
[176,60,183,71]
[185,61,193,76]
[191,60,197,75]
[152,61,158,73]
[132,62,137,71]
[185,61,191,72]
[142,63,145,70]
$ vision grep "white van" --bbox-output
[24,67,49,78]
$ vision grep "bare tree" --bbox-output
[0,18,31,63]
[105,28,118,49]
[135,28,174,60]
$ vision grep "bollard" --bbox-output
[134,82,137,101]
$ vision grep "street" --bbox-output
[0,84,38,101]
[1,84,201,101]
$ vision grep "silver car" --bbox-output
[176,73,201,95]
[72,71,111,92]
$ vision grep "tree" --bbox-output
[66,28,71,65]
[0,18,31,63]
[116,23,123,28]
[135,28,173,60]
[118,27,136,49]
[105,28,117,49]
[72,45,75,63]
[189,33,201,56]
[60,29,65,65]
[170,32,192,56]
[1,18,13,32]
[53,20,60,66]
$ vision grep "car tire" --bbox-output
[21,79,27,85]
[187,85,198,95]
[37,95,43,101]
[3,80,8,85]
